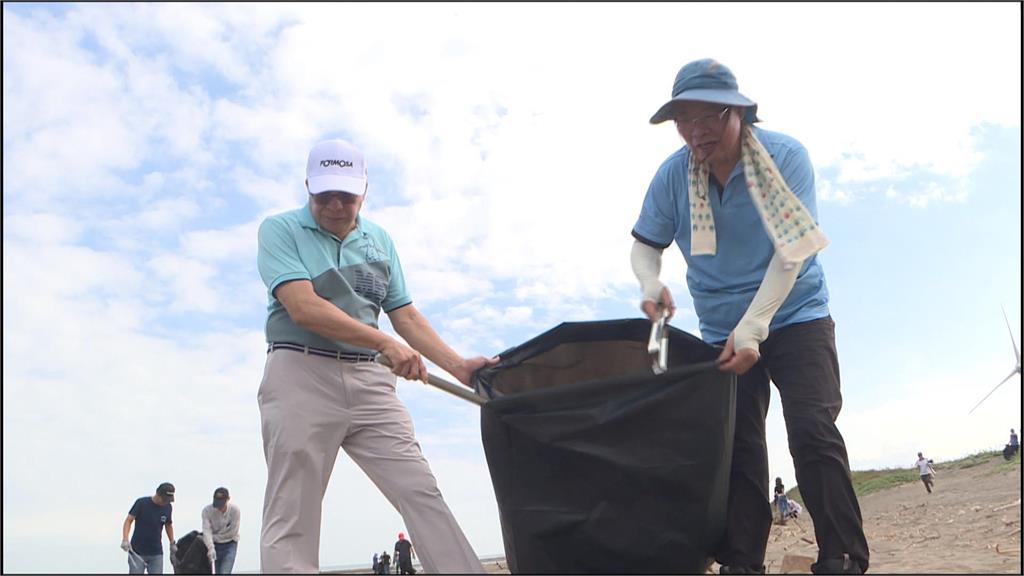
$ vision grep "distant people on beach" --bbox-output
[787,499,803,520]
[394,532,417,574]
[121,482,176,574]
[379,550,392,574]
[916,452,936,493]
[1004,428,1020,460]
[372,552,379,574]
[773,477,791,523]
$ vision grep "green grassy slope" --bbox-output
[786,448,1021,504]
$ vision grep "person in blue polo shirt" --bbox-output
[121,482,176,574]
[630,59,869,574]
[257,138,494,574]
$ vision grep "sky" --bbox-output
[2,2,1021,573]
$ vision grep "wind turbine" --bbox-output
[968,306,1022,414]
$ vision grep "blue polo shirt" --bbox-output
[257,205,412,354]
[128,497,172,556]
[632,126,830,344]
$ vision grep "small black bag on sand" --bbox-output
[1004,443,1019,461]
[173,530,212,574]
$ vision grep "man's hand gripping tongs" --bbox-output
[648,307,670,374]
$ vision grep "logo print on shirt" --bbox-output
[360,238,388,263]
[353,268,388,303]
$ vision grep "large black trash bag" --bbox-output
[173,530,212,574]
[474,319,736,574]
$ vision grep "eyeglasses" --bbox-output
[675,106,731,131]
[312,191,360,205]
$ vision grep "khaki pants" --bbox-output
[258,350,484,574]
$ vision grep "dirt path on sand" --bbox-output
[761,456,1021,573]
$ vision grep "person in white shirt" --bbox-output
[201,487,241,573]
[915,453,936,494]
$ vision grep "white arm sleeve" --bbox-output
[733,252,802,354]
[201,508,214,551]
[630,240,666,302]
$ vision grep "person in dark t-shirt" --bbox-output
[121,482,176,574]
[394,532,417,574]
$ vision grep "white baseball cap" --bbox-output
[306,139,368,195]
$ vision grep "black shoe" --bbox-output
[719,565,766,575]
[811,554,864,574]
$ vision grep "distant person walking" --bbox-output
[380,550,392,574]
[394,532,417,574]
[372,552,379,575]
[201,487,240,574]
[916,452,936,493]
[121,482,177,574]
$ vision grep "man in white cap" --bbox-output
[630,59,869,574]
[256,138,492,573]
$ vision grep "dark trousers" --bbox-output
[920,473,934,493]
[713,316,870,573]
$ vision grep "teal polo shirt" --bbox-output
[257,205,412,355]
[632,126,830,344]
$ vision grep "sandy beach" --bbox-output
[756,454,1021,574]
[333,455,1019,574]
[457,454,1021,575]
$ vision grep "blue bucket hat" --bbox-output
[649,58,760,125]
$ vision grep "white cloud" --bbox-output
[146,254,222,313]
[816,177,856,205]
[903,180,969,208]
[2,212,85,244]
[229,167,302,213]
[2,9,217,213]
[179,221,260,263]
[134,197,202,231]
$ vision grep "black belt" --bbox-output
[267,342,378,363]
